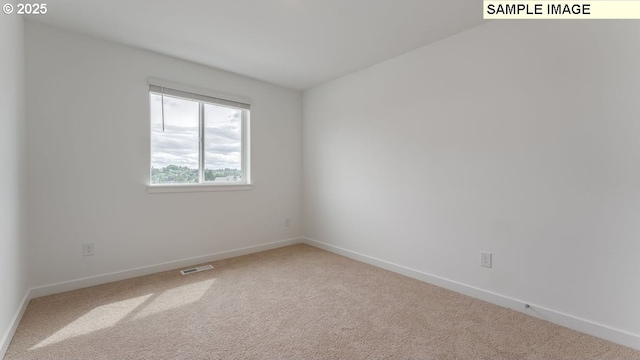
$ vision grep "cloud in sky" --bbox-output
[150,94,242,170]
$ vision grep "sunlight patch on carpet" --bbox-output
[134,279,215,319]
[30,294,154,349]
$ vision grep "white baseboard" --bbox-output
[302,237,640,351]
[30,238,303,299]
[0,289,31,360]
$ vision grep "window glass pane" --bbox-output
[150,94,200,184]
[203,103,242,183]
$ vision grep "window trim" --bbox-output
[147,78,252,191]
[146,183,254,194]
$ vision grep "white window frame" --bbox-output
[146,78,253,194]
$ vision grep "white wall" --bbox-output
[304,20,640,342]
[0,8,29,356]
[26,21,303,288]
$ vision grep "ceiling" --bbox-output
[31,0,486,90]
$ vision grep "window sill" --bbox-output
[146,183,253,194]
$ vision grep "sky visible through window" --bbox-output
[150,93,242,184]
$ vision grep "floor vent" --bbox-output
[180,264,214,275]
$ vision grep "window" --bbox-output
[148,79,251,191]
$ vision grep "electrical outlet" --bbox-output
[83,242,96,256]
[480,252,492,268]
[285,218,291,227]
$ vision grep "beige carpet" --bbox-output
[5,244,640,360]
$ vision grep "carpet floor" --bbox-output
[4,244,640,360]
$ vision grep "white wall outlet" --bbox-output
[83,242,96,256]
[285,218,291,227]
[480,252,492,268]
